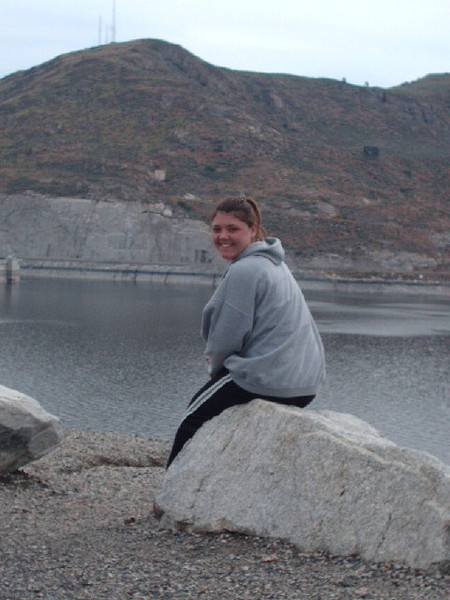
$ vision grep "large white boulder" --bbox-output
[0,385,62,475]
[156,400,450,573]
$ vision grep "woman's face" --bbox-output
[211,212,257,260]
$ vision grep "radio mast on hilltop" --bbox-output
[112,0,116,43]
[98,1,117,45]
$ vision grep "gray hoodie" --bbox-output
[201,238,326,397]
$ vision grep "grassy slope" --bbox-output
[0,39,448,278]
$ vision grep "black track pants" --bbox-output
[167,368,314,467]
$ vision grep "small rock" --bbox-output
[261,555,278,563]
[0,384,62,475]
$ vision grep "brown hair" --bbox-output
[212,196,267,241]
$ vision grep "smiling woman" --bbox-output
[165,196,326,469]
[211,213,256,261]
[211,197,265,260]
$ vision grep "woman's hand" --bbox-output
[204,356,212,377]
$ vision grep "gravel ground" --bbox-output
[1,429,448,600]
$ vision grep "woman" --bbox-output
[166,196,326,467]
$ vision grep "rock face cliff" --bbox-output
[0,193,219,267]
[0,39,449,279]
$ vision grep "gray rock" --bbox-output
[0,193,221,266]
[0,385,62,475]
[156,400,450,573]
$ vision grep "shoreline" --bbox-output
[1,428,448,599]
[4,258,450,297]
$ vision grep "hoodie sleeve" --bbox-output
[201,263,258,376]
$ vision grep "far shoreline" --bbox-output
[4,258,448,298]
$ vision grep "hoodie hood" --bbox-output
[233,237,285,266]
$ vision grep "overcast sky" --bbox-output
[1,0,448,87]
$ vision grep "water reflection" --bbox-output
[0,279,449,464]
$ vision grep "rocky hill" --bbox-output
[0,39,449,280]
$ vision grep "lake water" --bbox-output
[0,278,449,465]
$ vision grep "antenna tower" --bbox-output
[112,0,116,43]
